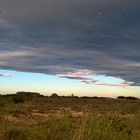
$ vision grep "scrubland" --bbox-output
[0,92,140,140]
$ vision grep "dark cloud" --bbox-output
[0,0,140,85]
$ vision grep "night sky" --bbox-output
[0,0,140,96]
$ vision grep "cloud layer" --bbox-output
[0,0,140,85]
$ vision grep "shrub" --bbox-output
[117,96,138,100]
[0,98,8,106]
[12,95,25,104]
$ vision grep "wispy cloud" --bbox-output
[58,69,134,87]
[0,73,12,77]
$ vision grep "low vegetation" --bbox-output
[0,92,140,140]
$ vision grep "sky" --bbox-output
[0,0,140,97]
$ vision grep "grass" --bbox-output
[0,93,140,140]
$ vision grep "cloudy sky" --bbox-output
[0,0,140,97]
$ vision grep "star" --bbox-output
[98,12,102,16]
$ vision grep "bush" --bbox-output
[0,98,8,106]
[117,96,138,100]
[12,95,25,104]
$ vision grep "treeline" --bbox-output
[0,91,139,100]
[117,96,138,100]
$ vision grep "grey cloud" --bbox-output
[0,0,140,85]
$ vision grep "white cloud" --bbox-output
[0,73,12,77]
[57,69,133,87]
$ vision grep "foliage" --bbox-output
[12,95,25,104]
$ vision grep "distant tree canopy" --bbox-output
[50,93,59,98]
[16,91,43,97]
[0,91,139,100]
[117,96,138,100]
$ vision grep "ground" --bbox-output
[0,94,140,140]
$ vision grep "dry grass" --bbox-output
[0,94,140,140]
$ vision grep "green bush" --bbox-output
[12,96,25,104]
[0,98,8,106]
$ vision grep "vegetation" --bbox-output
[12,95,25,104]
[0,92,140,140]
[117,96,138,100]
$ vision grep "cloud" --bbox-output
[90,81,134,87]
[0,0,140,86]
[58,69,134,87]
[0,73,12,77]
